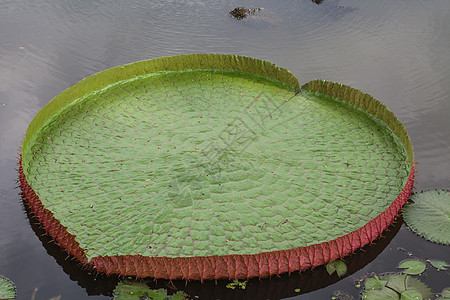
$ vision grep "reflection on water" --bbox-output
[22,198,118,297]
[1,0,449,298]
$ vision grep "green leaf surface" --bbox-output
[362,287,399,300]
[398,260,426,275]
[20,54,414,264]
[364,275,388,290]
[226,279,247,290]
[385,273,408,293]
[362,274,433,300]
[403,189,450,245]
[326,260,347,277]
[401,289,422,300]
[0,276,16,300]
[404,276,433,300]
[428,259,450,271]
[441,287,450,298]
[113,280,187,300]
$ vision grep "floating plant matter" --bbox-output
[229,7,261,20]
[113,280,187,300]
[361,273,433,300]
[403,189,450,245]
[19,54,414,279]
[0,275,16,300]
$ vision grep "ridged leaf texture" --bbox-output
[19,54,414,279]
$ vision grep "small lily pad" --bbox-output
[113,280,187,300]
[326,259,347,277]
[428,259,450,271]
[362,286,399,300]
[364,275,387,290]
[401,289,422,300]
[439,287,450,299]
[402,189,450,245]
[0,276,16,300]
[362,274,433,300]
[398,260,426,275]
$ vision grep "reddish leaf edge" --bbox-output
[19,157,415,280]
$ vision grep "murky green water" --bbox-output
[1,0,449,299]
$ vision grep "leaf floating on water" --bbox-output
[18,54,414,280]
[401,289,423,300]
[439,287,450,299]
[362,274,433,300]
[0,275,16,300]
[113,279,187,300]
[428,259,450,271]
[364,275,387,290]
[398,259,426,275]
[402,189,450,245]
[326,259,347,277]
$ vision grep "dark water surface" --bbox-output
[1,0,449,299]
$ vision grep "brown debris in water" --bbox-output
[229,7,262,20]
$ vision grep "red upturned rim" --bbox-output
[19,157,414,280]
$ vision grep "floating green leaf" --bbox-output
[362,274,433,300]
[113,280,187,300]
[398,260,426,275]
[364,275,387,290]
[294,288,301,293]
[226,279,247,290]
[326,259,347,277]
[403,189,450,245]
[401,289,422,300]
[428,259,450,271]
[439,287,450,299]
[442,288,450,296]
[0,276,16,300]
[362,286,398,300]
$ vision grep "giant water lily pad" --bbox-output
[19,54,414,279]
[403,189,450,245]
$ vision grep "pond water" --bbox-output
[0,0,449,299]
